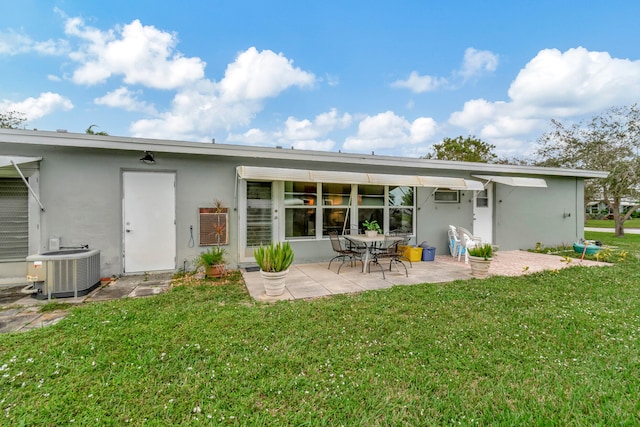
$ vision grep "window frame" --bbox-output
[434,189,460,203]
[281,182,416,241]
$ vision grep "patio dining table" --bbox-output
[345,234,403,274]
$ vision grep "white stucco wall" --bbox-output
[0,130,602,279]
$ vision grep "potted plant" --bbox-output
[254,241,294,296]
[362,219,382,237]
[197,246,226,278]
[467,243,493,278]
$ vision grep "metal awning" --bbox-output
[449,179,485,191]
[237,166,470,188]
[472,174,547,188]
[0,155,45,211]
[0,155,41,170]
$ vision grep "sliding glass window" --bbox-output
[322,183,351,236]
[284,182,317,239]
[357,185,384,232]
[389,186,414,234]
[283,182,415,240]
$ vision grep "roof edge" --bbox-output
[0,128,609,179]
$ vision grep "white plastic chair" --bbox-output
[456,226,482,264]
[448,225,462,259]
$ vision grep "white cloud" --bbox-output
[316,108,352,129]
[1,92,73,120]
[227,128,269,144]
[324,73,340,87]
[447,47,640,153]
[343,111,436,151]
[508,47,640,116]
[449,99,500,129]
[410,117,438,143]
[130,47,317,140]
[94,87,157,114]
[287,139,336,151]
[226,108,349,152]
[276,109,350,150]
[391,71,447,93]
[0,30,68,55]
[458,47,499,81]
[218,47,315,102]
[282,117,319,140]
[392,48,498,93]
[3,15,317,143]
[65,18,205,89]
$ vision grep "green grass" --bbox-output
[2,248,640,425]
[39,301,74,313]
[585,218,640,228]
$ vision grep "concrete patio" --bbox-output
[242,250,610,302]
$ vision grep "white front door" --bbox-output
[123,171,176,272]
[473,186,493,244]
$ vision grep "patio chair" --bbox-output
[389,230,413,268]
[328,231,363,273]
[367,235,408,279]
[456,226,482,264]
[448,225,462,259]
[343,230,368,271]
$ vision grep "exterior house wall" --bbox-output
[0,129,607,281]
[494,177,584,250]
[0,142,242,277]
[415,186,473,254]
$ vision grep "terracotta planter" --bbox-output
[205,264,226,278]
[365,230,379,238]
[469,256,492,278]
[261,269,289,296]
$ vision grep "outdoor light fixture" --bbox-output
[140,151,155,164]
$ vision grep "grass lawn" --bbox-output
[586,218,640,228]
[1,233,640,425]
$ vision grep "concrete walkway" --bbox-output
[0,273,172,334]
[585,227,640,234]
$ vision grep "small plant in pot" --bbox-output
[362,219,382,237]
[198,247,226,278]
[467,243,493,278]
[254,242,294,296]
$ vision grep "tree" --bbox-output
[423,135,498,163]
[536,104,640,237]
[86,125,109,136]
[0,110,27,129]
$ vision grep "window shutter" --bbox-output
[0,178,29,260]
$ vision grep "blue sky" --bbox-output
[2,1,640,158]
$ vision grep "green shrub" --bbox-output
[253,241,294,272]
[467,243,493,260]
[197,247,225,267]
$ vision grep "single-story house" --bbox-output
[586,199,639,217]
[1,128,608,282]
